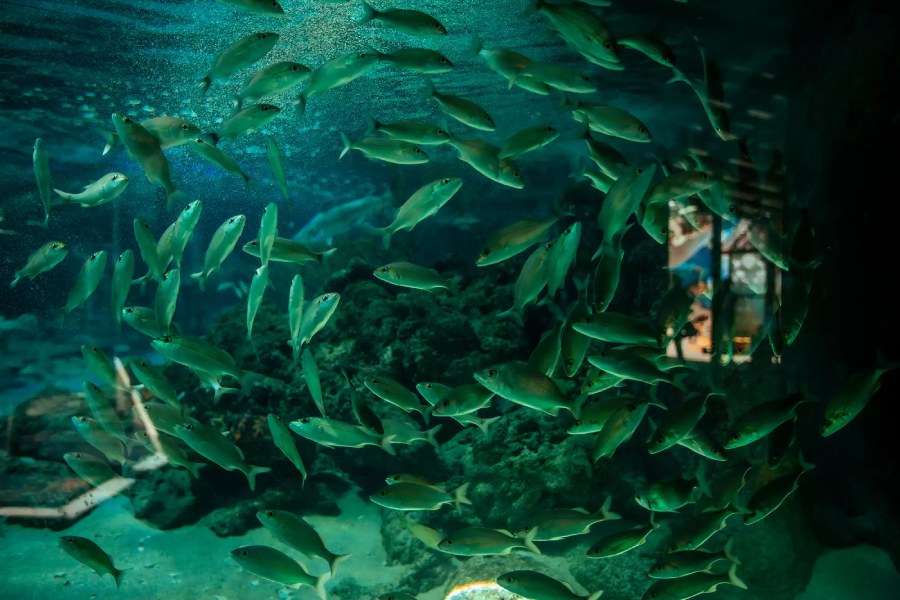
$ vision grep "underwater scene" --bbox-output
[1,0,898,598]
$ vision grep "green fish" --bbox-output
[649,539,739,579]
[516,496,620,541]
[111,113,183,209]
[572,102,652,143]
[373,261,450,292]
[587,519,657,558]
[359,1,447,37]
[375,177,463,247]
[267,414,307,487]
[677,430,727,462]
[431,383,494,417]
[137,402,185,436]
[476,216,558,266]
[340,134,429,164]
[257,202,278,266]
[499,125,559,160]
[560,295,592,377]
[191,214,246,290]
[821,363,895,437]
[134,430,204,478]
[239,61,309,105]
[701,463,752,511]
[497,570,602,600]
[110,250,134,329]
[438,527,539,556]
[101,116,202,155]
[59,536,124,588]
[424,80,495,131]
[53,172,128,208]
[743,461,813,525]
[546,222,581,297]
[243,238,335,265]
[617,33,677,68]
[724,394,807,449]
[213,103,280,143]
[578,368,625,397]
[648,393,716,454]
[593,401,650,461]
[402,516,443,549]
[301,348,325,416]
[370,481,471,512]
[368,118,451,145]
[345,369,383,435]
[665,509,737,553]
[154,268,180,333]
[33,138,52,226]
[64,250,108,314]
[527,324,562,376]
[150,334,247,388]
[10,241,68,288]
[246,264,269,341]
[364,375,425,415]
[641,564,747,600]
[217,0,284,16]
[531,1,621,67]
[447,136,524,189]
[290,417,395,454]
[499,241,554,321]
[296,50,380,116]
[587,349,679,387]
[265,135,290,201]
[157,199,203,270]
[296,292,341,350]
[582,130,628,179]
[82,381,124,437]
[63,452,116,487]
[197,31,279,94]
[81,344,121,391]
[597,162,657,241]
[230,545,326,597]
[122,306,168,338]
[256,509,349,578]
[130,359,180,409]
[187,138,249,184]
[591,231,626,311]
[474,361,573,416]
[574,312,661,347]
[134,218,164,283]
[175,422,270,491]
[71,415,127,464]
[521,62,596,93]
[378,48,453,74]
[288,274,304,364]
[635,477,703,512]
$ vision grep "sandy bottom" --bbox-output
[0,489,448,600]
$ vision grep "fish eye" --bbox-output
[380,267,389,273]
[582,75,590,81]
[414,148,423,154]
[729,433,739,441]
[546,242,554,249]
[565,227,572,234]
[441,178,450,184]
[639,126,647,133]
[637,168,644,175]
[123,117,132,124]
[161,336,171,342]
[241,550,249,556]
[379,490,387,496]
[575,420,582,426]
[547,126,554,131]
[656,435,665,444]
[668,544,677,552]
[487,369,497,377]
[729,204,736,213]
[300,417,310,424]
[482,247,491,256]
[184,424,193,431]
[441,57,450,64]
[259,33,268,39]
[444,538,453,545]
[125,308,133,313]
[266,510,275,517]
[228,218,235,223]
[181,124,189,130]
[603,41,612,49]
[358,53,367,59]
[371,378,379,384]
[514,170,520,177]
[291,64,300,71]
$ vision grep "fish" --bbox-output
[365,375,425,415]
[257,202,278,267]
[368,118,451,145]
[424,80,495,131]
[592,400,650,461]
[63,452,117,487]
[370,481,471,512]
[292,191,390,246]
[648,393,716,454]
[265,136,290,201]
[133,218,165,284]
[668,43,736,142]
[230,545,326,597]
[520,62,596,93]
[587,349,680,387]
[649,539,740,579]
[582,130,628,179]
[191,214,246,290]
[131,359,180,408]
[447,136,524,189]
[531,0,622,68]
[634,477,703,512]
[111,113,184,209]
[499,241,554,322]
[138,402,185,436]
[665,509,737,553]
[474,361,573,416]
[175,421,270,490]
[677,430,727,462]
[159,199,203,271]
[545,222,581,297]
[560,296,592,376]
[578,368,625,398]
[110,250,134,329]
[374,262,450,291]
[33,138,51,226]
[527,324,562,377]
[122,306,169,338]
[289,275,304,364]
[821,363,895,436]
[296,292,341,350]
[571,102,652,143]
[597,162,657,242]
[134,430,204,478]
[212,104,280,143]
[587,519,658,558]
[499,125,560,160]
[340,134,429,164]
[256,509,349,578]
[359,2,447,37]
[238,61,310,105]
[289,416,395,454]
[243,238,336,265]
[267,414,307,487]
[151,334,247,390]
[81,344,121,391]
[62,250,108,315]
[10,241,68,288]
[724,394,807,449]
[438,527,539,556]
[617,34,677,68]
[216,0,284,16]
[641,564,747,600]
[402,516,443,549]
[497,570,602,600]
[344,369,383,434]
[592,232,626,311]
[476,216,558,266]
[574,312,661,347]
[296,50,380,115]
[645,170,715,207]
[53,172,128,207]
[100,116,201,155]
[71,415,127,464]
[742,462,812,525]
[301,349,325,415]
[377,48,453,73]
[197,32,279,94]
[516,497,620,541]
[431,383,494,417]
[187,139,249,183]
[154,269,180,333]
[246,265,269,341]
[567,394,659,435]
[82,381,125,437]
[58,536,124,588]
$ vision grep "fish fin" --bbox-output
[52,189,72,202]
[497,308,524,327]
[329,553,351,579]
[294,93,307,118]
[365,117,380,136]
[453,482,472,513]
[727,563,748,590]
[420,78,435,102]
[598,494,621,521]
[464,34,483,60]
[245,465,271,492]
[113,566,126,589]
[723,537,741,565]
[378,227,393,249]
[186,461,206,479]
[358,0,377,24]
[230,95,242,114]
[380,434,397,455]
[166,189,187,212]
[314,571,330,600]
[189,271,207,291]
[339,132,352,159]
[522,0,545,17]
[196,76,212,95]
[522,525,541,554]
[476,415,500,438]
[586,592,603,600]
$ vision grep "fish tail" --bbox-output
[727,563,748,590]
[339,132,353,159]
[190,271,207,291]
[365,116,380,136]
[98,128,118,155]
[476,415,500,438]
[314,571,330,600]
[667,67,691,86]
[380,434,397,455]
[245,465,272,492]
[197,76,212,95]
[420,78,435,101]
[9,273,22,288]
[497,308,524,327]
[464,33,482,60]
[358,0,377,24]
[294,93,307,118]
[586,592,603,600]
[166,189,187,212]
[329,553,351,579]
[52,189,72,203]
[598,494,621,521]
[378,227,393,249]
[230,95,243,113]
[522,526,541,554]
[425,423,442,448]
[723,537,741,566]
[113,567,125,589]
[453,482,472,513]
[186,461,205,479]
[317,247,338,263]
[523,0,544,17]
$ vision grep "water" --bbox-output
[1,1,898,599]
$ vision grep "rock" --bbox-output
[796,544,900,600]
[9,389,95,461]
[128,467,195,529]
[0,453,91,530]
